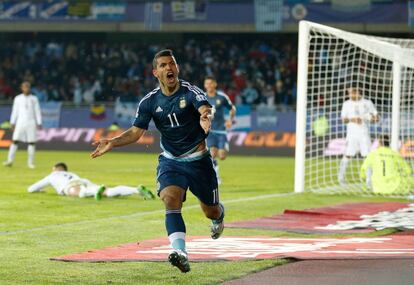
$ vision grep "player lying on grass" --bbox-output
[28,162,155,200]
[91,49,224,273]
[360,135,413,195]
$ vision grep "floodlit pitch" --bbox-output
[0,150,402,284]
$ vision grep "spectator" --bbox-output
[274,80,284,104]
[47,84,61,101]
[0,35,297,108]
[82,80,95,103]
[72,77,82,106]
[241,81,259,105]
[262,84,275,106]
[32,83,48,102]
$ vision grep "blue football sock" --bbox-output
[166,209,186,252]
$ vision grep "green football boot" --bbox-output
[137,185,156,200]
[94,185,106,201]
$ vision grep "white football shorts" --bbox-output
[12,124,37,143]
[345,135,371,157]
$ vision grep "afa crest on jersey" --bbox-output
[216,99,221,106]
[179,97,186,108]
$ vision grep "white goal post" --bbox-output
[294,21,414,196]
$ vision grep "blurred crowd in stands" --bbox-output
[0,35,297,108]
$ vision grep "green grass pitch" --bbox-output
[0,150,401,284]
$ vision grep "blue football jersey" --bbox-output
[133,80,211,157]
[206,91,233,132]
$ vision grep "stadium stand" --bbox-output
[0,34,297,107]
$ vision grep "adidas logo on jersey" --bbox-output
[156,106,163,113]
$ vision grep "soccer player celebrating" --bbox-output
[3,82,42,168]
[204,76,236,184]
[28,162,155,200]
[360,135,413,195]
[338,86,379,185]
[91,50,224,273]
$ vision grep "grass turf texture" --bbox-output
[0,150,403,285]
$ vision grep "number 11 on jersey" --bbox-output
[167,113,180,127]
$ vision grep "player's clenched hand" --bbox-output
[350,117,362,124]
[200,112,211,134]
[91,139,114,158]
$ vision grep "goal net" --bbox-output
[294,21,414,197]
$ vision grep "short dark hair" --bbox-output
[204,76,217,82]
[347,86,359,92]
[21,81,31,87]
[54,162,68,171]
[380,135,390,147]
[346,82,361,92]
[152,49,174,69]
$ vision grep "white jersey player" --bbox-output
[28,162,155,200]
[3,82,42,168]
[338,87,379,185]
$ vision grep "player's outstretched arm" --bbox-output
[28,177,50,193]
[198,105,212,134]
[91,126,145,158]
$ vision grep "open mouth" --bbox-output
[166,72,175,82]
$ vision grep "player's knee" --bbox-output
[161,194,182,209]
[210,148,218,158]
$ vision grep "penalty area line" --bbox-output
[0,192,296,236]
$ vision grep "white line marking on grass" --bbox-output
[0,192,296,236]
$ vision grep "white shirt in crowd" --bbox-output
[10,93,42,127]
[341,98,378,138]
[28,171,86,195]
